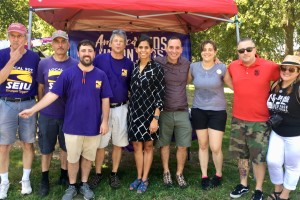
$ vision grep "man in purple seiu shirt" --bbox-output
[0,23,40,199]
[90,30,133,189]
[36,30,78,196]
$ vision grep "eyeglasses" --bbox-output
[237,47,255,54]
[280,66,298,73]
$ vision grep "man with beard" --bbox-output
[89,29,133,189]
[19,40,113,200]
[36,30,78,196]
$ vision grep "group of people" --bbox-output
[0,22,299,200]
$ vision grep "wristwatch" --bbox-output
[153,115,159,120]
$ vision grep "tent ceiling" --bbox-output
[29,0,238,34]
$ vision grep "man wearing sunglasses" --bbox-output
[228,38,280,200]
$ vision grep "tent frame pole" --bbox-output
[28,7,33,50]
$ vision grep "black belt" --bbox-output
[0,96,35,102]
[110,101,127,108]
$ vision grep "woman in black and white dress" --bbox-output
[127,34,165,193]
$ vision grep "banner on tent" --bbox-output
[69,31,191,62]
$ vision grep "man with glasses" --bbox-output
[36,30,78,196]
[89,30,133,189]
[228,38,280,200]
[0,23,40,199]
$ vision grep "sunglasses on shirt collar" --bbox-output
[237,47,255,54]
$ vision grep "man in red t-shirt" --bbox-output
[228,38,279,200]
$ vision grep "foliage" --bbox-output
[0,0,54,40]
[191,0,300,64]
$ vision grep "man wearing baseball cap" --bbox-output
[0,22,40,199]
[36,30,78,196]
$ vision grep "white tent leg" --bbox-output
[235,15,240,44]
[28,7,33,50]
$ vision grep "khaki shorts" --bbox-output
[65,133,101,163]
[229,117,269,164]
[156,111,192,148]
[98,104,128,148]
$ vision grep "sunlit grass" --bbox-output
[5,88,300,200]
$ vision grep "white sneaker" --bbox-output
[20,180,32,195]
[0,182,10,199]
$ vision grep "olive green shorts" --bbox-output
[156,111,192,148]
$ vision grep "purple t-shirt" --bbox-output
[36,56,78,118]
[93,53,133,103]
[51,66,113,136]
[0,48,40,98]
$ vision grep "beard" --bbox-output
[80,56,93,67]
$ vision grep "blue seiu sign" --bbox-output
[69,31,191,62]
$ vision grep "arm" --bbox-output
[38,83,45,101]
[19,92,59,118]
[149,107,161,134]
[0,45,25,84]
[187,68,193,84]
[223,70,233,90]
[99,97,110,135]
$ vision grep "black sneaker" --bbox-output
[110,174,120,189]
[201,177,210,190]
[251,190,264,200]
[88,174,103,189]
[38,180,49,196]
[210,175,222,188]
[230,184,249,198]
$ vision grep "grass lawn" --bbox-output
[4,87,300,200]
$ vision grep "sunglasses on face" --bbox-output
[280,66,298,73]
[237,47,255,54]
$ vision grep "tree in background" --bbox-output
[191,0,300,63]
[0,0,54,55]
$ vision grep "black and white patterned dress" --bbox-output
[128,60,165,142]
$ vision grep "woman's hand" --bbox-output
[149,119,159,134]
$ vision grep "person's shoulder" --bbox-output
[68,57,78,64]
[179,56,190,65]
[0,47,10,54]
[190,61,200,68]
[153,56,166,64]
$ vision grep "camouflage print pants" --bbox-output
[229,117,270,164]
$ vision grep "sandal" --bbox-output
[268,191,281,200]
[137,179,149,193]
[129,179,141,191]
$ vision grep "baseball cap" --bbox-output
[52,30,69,40]
[7,23,27,35]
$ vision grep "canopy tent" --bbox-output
[28,0,239,48]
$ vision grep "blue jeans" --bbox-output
[0,99,37,144]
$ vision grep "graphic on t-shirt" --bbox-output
[48,70,62,89]
[267,94,290,113]
[96,80,102,89]
[6,69,32,93]
[122,69,128,77]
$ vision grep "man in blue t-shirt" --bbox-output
[0,23,40,199]
[36,30,78,196]
[89,30,133,189]
[19,40,113,200]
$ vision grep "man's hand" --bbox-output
[10,43,26,63]
[99,122,109,135]
[19,108,34,119]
